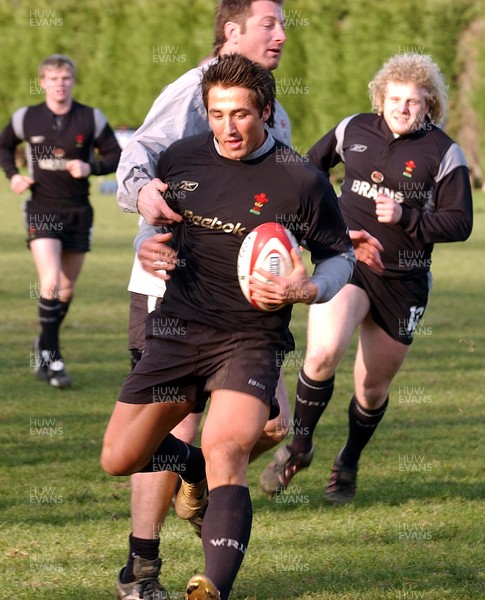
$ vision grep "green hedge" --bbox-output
[1,0,484,170]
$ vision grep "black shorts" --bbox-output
[128,292,163,353]
[24,200,93,252]
[128,295,206,413]
[351,263,431,345]
[119,312,289,419]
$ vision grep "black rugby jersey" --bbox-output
[0,100,121,204]
[156,132,352,335]
[308,113,473,277]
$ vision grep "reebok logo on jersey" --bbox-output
[182,210,246,236]
[178,180,199,191]
[349,144,367,152]
[351,179,405,203]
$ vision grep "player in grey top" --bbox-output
[117,60,290,214]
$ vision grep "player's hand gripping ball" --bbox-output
[237,222,300,311]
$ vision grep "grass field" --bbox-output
[0,179,484,600]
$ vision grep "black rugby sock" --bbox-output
[139,433,206,483]
[340,395,389,468]
[58,298,72,326]
[289,370,335,454]
[38,297,61,361]
[202,485,252,600]
[120,533,160,583]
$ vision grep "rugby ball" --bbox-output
[237,222,300,312]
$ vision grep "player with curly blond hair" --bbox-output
[260,53,473,504]
[369,52,448,126]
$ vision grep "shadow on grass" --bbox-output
[235,562,483,600]
[8,553,483,600]
[251,475,484,514]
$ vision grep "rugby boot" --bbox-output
[175,478,208,521]
[259,444,314,496]
[47,359,72,388]
[325,452,358,504]
[116,557,168,600]
[185,574,220,600]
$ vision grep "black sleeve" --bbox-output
[307,126,342,177]
[399,165,473,244]
[89,122,121,176]
[300,169,353,261]
[156,149,168,181]
[0,121,22,179]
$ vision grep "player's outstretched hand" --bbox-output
[137,179,183,226]
[138,232,178,279]
[10,174,34,194]
[349,229,385,274]
[250,248,318,306]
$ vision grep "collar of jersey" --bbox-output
[212,132,275,161]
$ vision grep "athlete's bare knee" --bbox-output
[100,440,143,476]
[59,286,74,302]
[203,439,248,483]
[205,438,243,463]
[60,291,74,303]
[357,386,389,409]
[100,448,127,477]
[40,282,60,300]
[303,349,338,381]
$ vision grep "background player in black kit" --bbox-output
[101,54,354,600]
[0,54,121,388]
[260,52,473,503]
